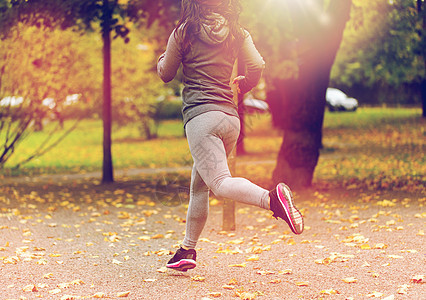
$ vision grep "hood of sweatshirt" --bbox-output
[198,13,229,45]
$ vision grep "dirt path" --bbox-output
[0,176,424,300]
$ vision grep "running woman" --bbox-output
[157,0,304,272]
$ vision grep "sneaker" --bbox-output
[270,183,304,235]
[166,247,197,272]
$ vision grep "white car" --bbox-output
[326,88,358,111]
[243,97,269,114]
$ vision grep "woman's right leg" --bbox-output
[182,166,209,250]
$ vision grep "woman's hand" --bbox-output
[232,75,245,94]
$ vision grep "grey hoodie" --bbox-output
[157,13,265,126]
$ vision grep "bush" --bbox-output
[154,100,182,120]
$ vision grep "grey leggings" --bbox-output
[182,111,270,249]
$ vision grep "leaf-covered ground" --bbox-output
[0,173,424,299]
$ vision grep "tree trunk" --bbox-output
[418,0,426,117]
[236,58,246,156]
[271,0,352,189]
[102,0,114,184]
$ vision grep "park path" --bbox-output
[0,167,425,299]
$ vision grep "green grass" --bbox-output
[1,107,423,183]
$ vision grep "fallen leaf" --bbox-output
[411,274,424,283]
[191,275,206,282]
[235,290,256,300]
[222,285,235,290]
[43,273,54,279]
[207,292,222,298]
[229,263,246,268]
[319,289,339,295]
[23,284,38,292]
[157,267,167,273]
[397,284,410,294]
[117,291,131,297]
[60,295,78,300]
[49,288,62,295]
[92,292,105,298]
[387,255,403,259]
[296,282,309,287]
[246,255,259,261]
[366,291,383,298]
[151,234,164,239]
[373,243,387,249]
[342,277,357,283]
[256,270,274,275]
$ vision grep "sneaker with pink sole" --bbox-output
[270,183,304,235]
[166,247,197,272]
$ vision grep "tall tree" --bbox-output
[331,0,425,109]
[1,0,180,182]
[0,6,97,168]
[270,0,352,188]
[242,0,352,188]
[417,0,426,117]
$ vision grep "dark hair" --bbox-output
[175,0,245,54]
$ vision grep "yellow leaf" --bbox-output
[235,290,256,300]
[373,243,387,249]
[229,263,246,267]
[207,292,222,298]
[43,273,54,279]
[210,199,220,206]
[157,267,167,273]
[151,234,164,239]
[92,292,105,298]
[256,270,274,275]
[387,255,403,259]
[60,295,78,300]
[366,291,383,298]
[222,285,235,290]
[279,269,292,275]
[342,277,357,283]
[23,284,38,292]
[296,282,309,286]
[228,239,244,245]
[246,255,259,261]
[191,275,206,282]
[70,279,84,285]
[397,284,410,294]
[360,244,371,250]
[319,289,338,295]
[269,279,281,284]
[117,291,131,297]
[49,288,62,294]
